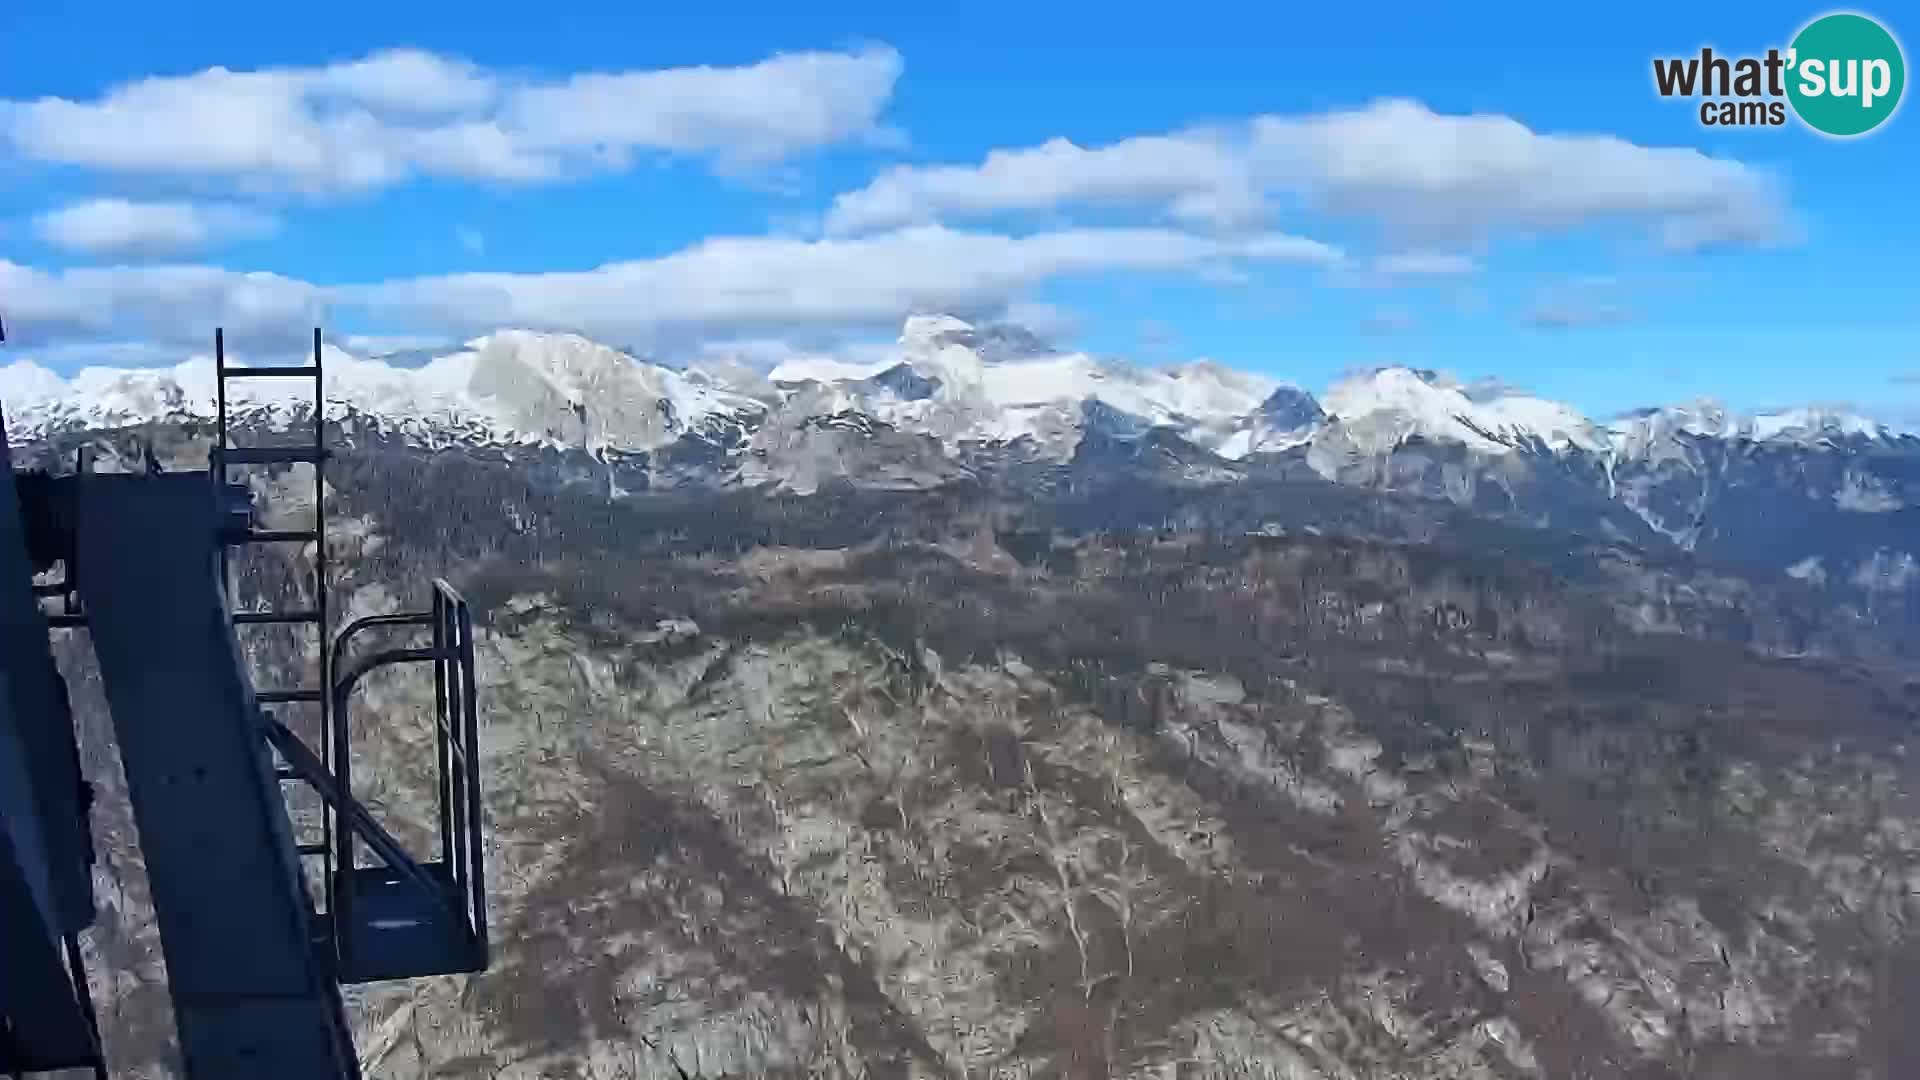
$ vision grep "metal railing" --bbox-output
[328,579,487,973]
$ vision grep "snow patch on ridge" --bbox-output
[2,330,765,454]
[2,316,1897,471]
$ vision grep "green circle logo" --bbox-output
[1787,12,1906,136]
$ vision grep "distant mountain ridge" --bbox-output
[1,314,1897,464]
[6,314,1917,614]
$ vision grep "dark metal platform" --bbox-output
[4,327,491,1080]
[335,862,485,983]
[329,580,489,985]
[76,471,362,1079]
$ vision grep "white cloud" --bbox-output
[826,133,1260,233]
[0,45,903,194]
[824,98,1787,250]
[337,333,455,356]
[1323,250,1478,290]
[1,225,1338,352]
[34,198,278,257]
[502,47,905,171]
[0,259,326,351]
[998,299,1079,342]
[349,224,1342,343]
[310,49,496,114]
[9,340,189,370]
[1250,100,1786,251]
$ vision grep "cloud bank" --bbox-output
[827,99,1788,253]
[1,225,1341,351]
[0,43,1804,361]
[34,198,279,257]
[1,46,903,194]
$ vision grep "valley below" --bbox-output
[27,427,1920,1080]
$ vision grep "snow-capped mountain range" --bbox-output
[0,313,1895,470]
[8,313,1918,607]
[0,329,765,456]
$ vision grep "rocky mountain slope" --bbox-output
[10,430,1915,1080]
[9,321,1920,1078]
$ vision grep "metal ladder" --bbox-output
[213,328,336,906]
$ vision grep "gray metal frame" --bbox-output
[328,581,488,982]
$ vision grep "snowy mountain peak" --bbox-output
[2,355,220,435]
[1,329,766,454]
[422,331,768,453]
[898,314,1056,363]
[768,354,893,386]
[900,314,977,351]
[863,363,941,401]
[1322,366,1604,455]
[1157,361,1283,418]
[2,318,1901,484]
[0,359,68,402]
[1257,386,1326,430]
[1750,405,1885,442]
[1607,400,1891,458]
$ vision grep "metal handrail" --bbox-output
[326,579,484,971]
[444,584,485,959]
[331,611,431,665]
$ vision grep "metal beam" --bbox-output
[76,472,360,1079]
[0,691,101,1072]
[0,411,101,1073]
[0,421,96,935]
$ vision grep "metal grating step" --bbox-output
[337,863,485,984]
[221,446,328,465]
[259,688,323,704]
[234,610,322,625]
[220,365,321,378]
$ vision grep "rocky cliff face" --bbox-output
[31,432,1920,1080]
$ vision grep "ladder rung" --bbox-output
[234,609,322,625]
[247,529,319,543]
[223,365,320,378]
[276,766,300,780]
[259,688,323,703]
[221,446,327,465]
[296,842,328,856]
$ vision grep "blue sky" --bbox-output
[0,0,1915,418]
